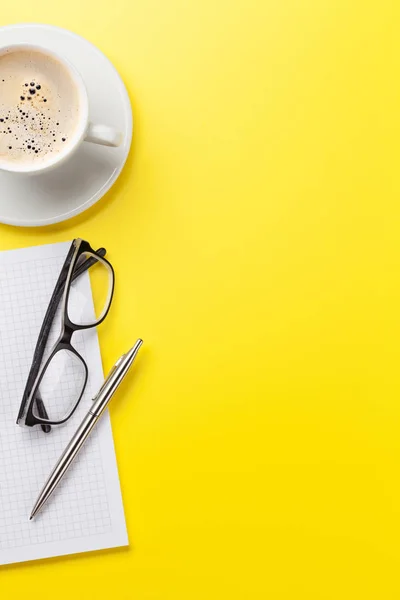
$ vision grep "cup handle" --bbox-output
[84,122,123,147]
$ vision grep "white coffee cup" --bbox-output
[0,43,122,175]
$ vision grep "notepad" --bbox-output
[0,241,128,566]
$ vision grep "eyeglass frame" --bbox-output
[18,238,115,428]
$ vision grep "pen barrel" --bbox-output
[32,411,99,517]
[90,339,143,417]
[62,412,99,462]
[90,378,120,417]
[31,340,143,519]
[51,412,98,483]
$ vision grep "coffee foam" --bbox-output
[0,49,81,165]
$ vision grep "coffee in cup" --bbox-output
[0,44,122,175]
[0,47,82,167]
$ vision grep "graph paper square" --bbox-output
[0,241,128,565]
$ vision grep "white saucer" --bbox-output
[0,24,133,227]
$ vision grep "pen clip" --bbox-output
[92,354,125,401]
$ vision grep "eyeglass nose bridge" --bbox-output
[59,324,74,346]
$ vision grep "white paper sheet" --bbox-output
[0,241,128,565]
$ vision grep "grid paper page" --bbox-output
[0,241,128,565]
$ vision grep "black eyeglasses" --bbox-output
[17,239,115,431]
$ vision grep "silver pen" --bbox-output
[30,339,143,520]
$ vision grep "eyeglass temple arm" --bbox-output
[35,393,51,433]
[18,247,107,433]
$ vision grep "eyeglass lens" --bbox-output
[67,252,113,327]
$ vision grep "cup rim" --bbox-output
[0,43,89,174]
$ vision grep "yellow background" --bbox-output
[1,1,400,598]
